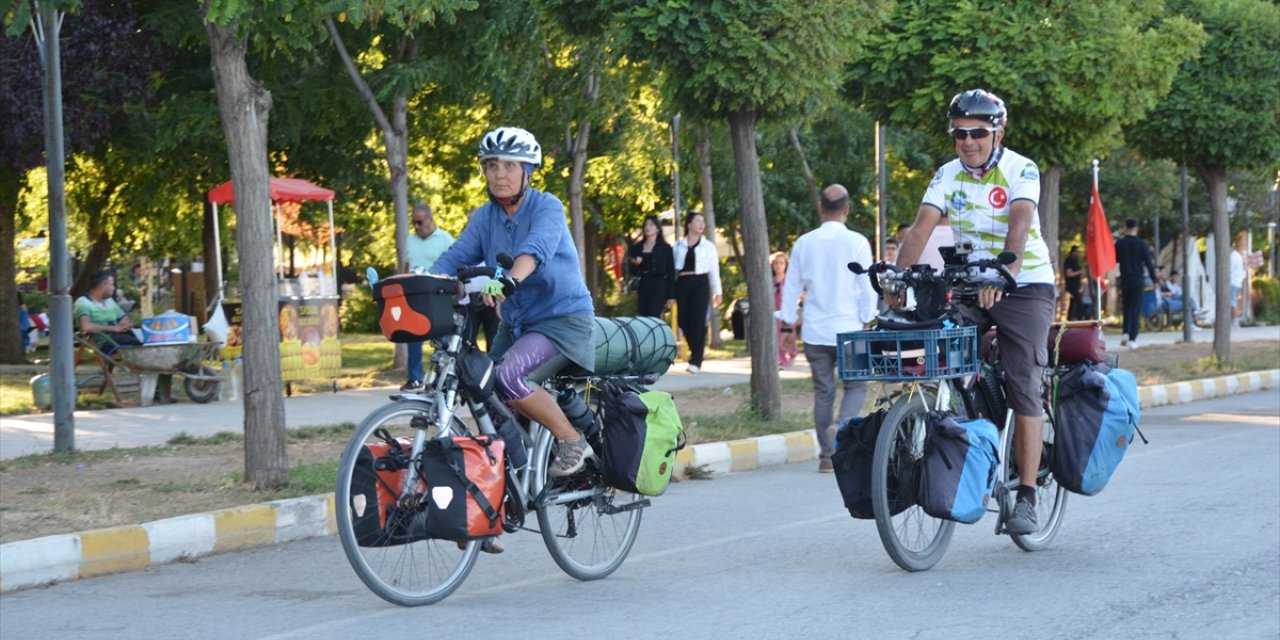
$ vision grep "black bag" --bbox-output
[831,409,916,520]
[419,435,506,541]
[597,380,686,496]
[348,431,430,547]
[373,274,456,342]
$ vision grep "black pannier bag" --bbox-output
[373,274,456,342]
[349,432,430,547]
[831,409,917,519]
[419,435,506,541]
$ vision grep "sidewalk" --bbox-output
[2,325,1278,592]
[2,324,1277,460]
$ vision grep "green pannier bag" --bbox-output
[598,380,686,496]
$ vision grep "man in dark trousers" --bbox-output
[1062,245,1084,320]
[1114,218,1157,348]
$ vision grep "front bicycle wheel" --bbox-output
[871,388,955,572]
[531,425,645,581]
[1003,406,1068,552]
[334,400,478,607]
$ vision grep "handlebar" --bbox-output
[454,252,517,283]
[848,251,1019,301]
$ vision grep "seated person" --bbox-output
[75,270,142,355]
[1161,269,1208,326]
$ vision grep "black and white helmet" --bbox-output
[478,127,542,167]
[947,89,1008,128]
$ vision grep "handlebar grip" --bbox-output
[456,265,499,280]
[496,253,515,269]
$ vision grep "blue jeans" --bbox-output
[407,341,425,383]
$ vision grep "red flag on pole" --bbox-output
[1085,180,1116,277]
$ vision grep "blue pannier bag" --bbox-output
[1051,362,1141,496]
[916,412,999,524]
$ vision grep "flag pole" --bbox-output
[1093,159,1102,321]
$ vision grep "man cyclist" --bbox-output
[893,89,1054,535]
[430,126,596,479]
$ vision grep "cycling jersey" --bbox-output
[920,147,1055,286]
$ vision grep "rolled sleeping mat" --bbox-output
[592,316,676,376]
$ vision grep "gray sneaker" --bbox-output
[548,437,594,477]
[1005,497,1039,535]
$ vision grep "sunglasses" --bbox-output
[950,126,999,140]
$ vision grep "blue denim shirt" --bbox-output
[431,188,594,333]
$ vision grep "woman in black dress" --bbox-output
[627,214,675,317]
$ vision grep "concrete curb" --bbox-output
[3,368,1276,593]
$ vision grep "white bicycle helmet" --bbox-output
[947,89,1008,128]
[477,127,542,167]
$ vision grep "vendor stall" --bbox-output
[208,177,342,383]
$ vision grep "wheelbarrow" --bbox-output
[116,341,224,406]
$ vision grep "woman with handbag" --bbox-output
[627,214,676,318]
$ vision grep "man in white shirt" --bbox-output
[775,184,878,473]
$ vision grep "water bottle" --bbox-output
[483,398,528,469]
[557,389,599,439]
[219,361,232,401]
[231,358,243,400]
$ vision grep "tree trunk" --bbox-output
[1040,164,1061,272]
[727,110,781,419]
[696,126,723,349]
[326,20,413,370]
[788,126,821,215]
[569,120,591,278]
[206,19,288,490]
[203,199,220,303]
[1196,165,1231,363]
[0,171,23,364]
[70,227,111,300]
[568,67,600,280]
[386,93,410,370]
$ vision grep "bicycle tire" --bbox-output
[531,416,644,581]
[335,400,479,607]
[968,366,1006,425]
[1004,404,1068,552]
[871,387,955,572]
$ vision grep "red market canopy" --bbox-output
[207,177,334,205]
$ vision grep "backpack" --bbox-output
[1051,363,1141,496]
[916,412,999,524]
[831,409,893,520]
[348,430,430,547]
[598,380,686,496]
[418,435,506,541]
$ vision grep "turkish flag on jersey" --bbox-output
[1085,181,1116,277]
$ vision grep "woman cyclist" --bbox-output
[430,126,596,478]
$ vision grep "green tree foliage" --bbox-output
[613,0,889,418]
[846,0,1205,267]
[1,0,165,363]
[1126,0,1280,361]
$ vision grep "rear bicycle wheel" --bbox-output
[334,400,478,607]
[871,387,955,572]
[1004,405,1068,552]
[531,423,645,581]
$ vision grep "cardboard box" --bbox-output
[141,311,197,344]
